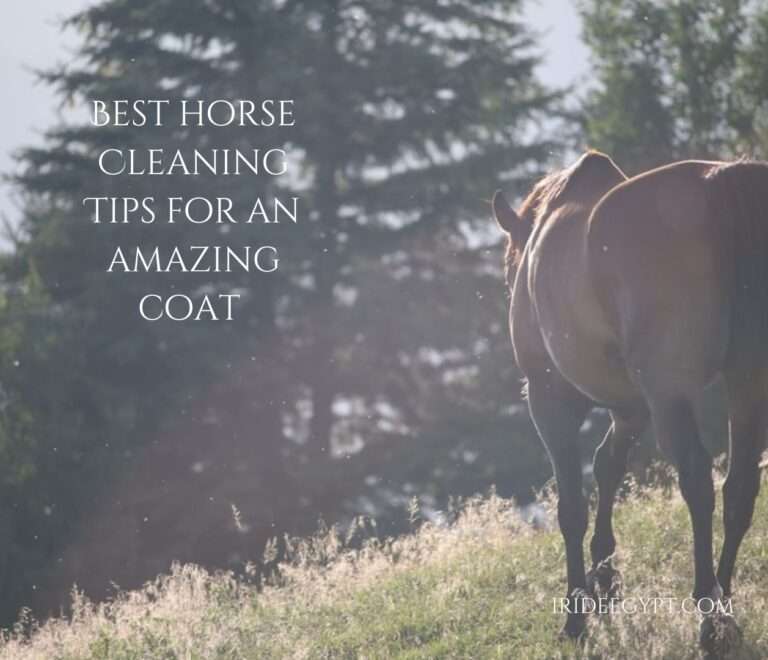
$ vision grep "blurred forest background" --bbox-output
[2,0,768,625]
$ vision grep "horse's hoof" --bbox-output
[699,614,742,659]
[558,616,587,643]
[587,560,622,601]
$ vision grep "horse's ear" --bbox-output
[492,190,522,236]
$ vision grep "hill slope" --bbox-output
[2,474,768,659]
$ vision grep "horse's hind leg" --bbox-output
[647,396,720,603]
[588,407,648,597]
[717,372,767,598]
[526,372,591,639]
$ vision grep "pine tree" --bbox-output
[578,0,749,172]
[4,0,560,618]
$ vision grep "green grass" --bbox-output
[3,472,768,659]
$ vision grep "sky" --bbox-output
[0,0,589,224]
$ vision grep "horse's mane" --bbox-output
[518,150,624,226]
[504,150,626,270]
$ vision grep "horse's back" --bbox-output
[588,160,734,395]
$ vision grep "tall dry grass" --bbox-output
[2,471,768,659]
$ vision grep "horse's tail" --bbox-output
[706,160,768,369]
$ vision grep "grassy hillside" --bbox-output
[3,472,768,660]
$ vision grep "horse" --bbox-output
[492,150,767,652]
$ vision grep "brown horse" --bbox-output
[492,151,767,650]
